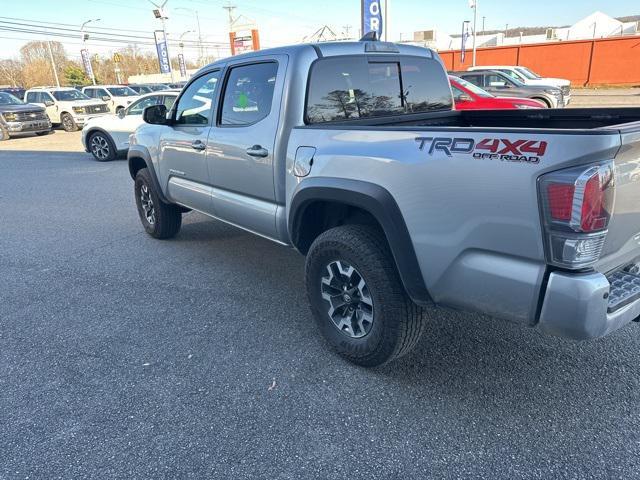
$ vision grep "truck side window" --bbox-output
[127,95,159,116]
[306,55,452,123]
[220,62,278,126]
[174,70,220,125]
[25,92,36,103]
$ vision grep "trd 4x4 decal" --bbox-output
[415,136,548,164]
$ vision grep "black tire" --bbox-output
[36,130,52,136]
[134,168,182,239]
[0,126,9,141]
[61,113,78,132]
[305,224,427,367]
[88,131,117,162]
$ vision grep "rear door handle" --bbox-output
[191,140,206,151]
[246,145,269,158]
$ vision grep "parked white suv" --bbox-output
[468,66,571,104]
[82,85,140,114]
[81,90,179,161]
[24,87,110,131]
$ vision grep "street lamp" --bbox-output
[179,30,195,56]
[80,18,100,85]
[175,7,203,66]
[149,0,175,81]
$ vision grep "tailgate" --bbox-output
[597,127,640,273]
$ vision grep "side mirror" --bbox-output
[143,104,169,125]
[44,100,54,107]
[117,109,126,119]
[102,95,111,102]
[455,94,472,102]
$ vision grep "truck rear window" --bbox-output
[305,55,452,124]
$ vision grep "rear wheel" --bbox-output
[61,113,78,132]
[305,225,428,367]
[134,168,182,239]
[88,131,116,161]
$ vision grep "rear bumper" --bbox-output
[538,270,640,339]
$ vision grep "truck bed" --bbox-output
[302,108,640,132]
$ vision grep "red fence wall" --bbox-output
[438,35,640,86]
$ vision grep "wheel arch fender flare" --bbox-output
[127,144,170,204]
[289,177,431,305]
[86,127,116,147]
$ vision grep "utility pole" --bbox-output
[470,0,478,66]
[80,18,100,85]
[343,25,352,39]
[223,3,237,29]
[482,16,485,35]
[46,39,60,87]
[384,0,388,41]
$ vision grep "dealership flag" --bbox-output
[80,49,94,79]
[154,30,172,74]
[178,53,187,78]
[361,0,384,39]
[461,24,470,62]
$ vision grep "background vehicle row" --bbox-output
[451,69,566,108]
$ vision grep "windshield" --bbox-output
[0,92,25,105]
[107,87,138,97]
[516,67,542,80]
[499,72,525,87]
[451,76,494,98]
[148,84,169,91]
[52,89,90,101]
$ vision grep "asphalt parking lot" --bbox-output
[1,107,640,479]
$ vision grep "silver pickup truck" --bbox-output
[127,38,640,367]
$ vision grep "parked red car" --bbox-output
[449,75,545,110]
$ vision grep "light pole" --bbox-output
[81,18,100,85]
[469,0,478,66]
[179,30,194,56]
[176,7,203,66]
[149,0,175,81]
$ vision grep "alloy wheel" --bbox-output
[90,135,110,160]
[139,183,156,225]
[62,115,74,131]
[320,260,374,338]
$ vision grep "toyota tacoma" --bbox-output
[127,38,640,366]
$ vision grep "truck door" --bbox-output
[207,56,287,239]
[157,69,221,214]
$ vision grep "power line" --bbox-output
[0,20,229,47]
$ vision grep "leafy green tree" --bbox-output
[63,65,89,86]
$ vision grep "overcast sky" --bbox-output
[0,0,636,61]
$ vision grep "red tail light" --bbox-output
[539,161,615,269]
[547,184,574,221]
[581,173,611,232]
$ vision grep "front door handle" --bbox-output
[246,145,269,158]
[191,140,206,151]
